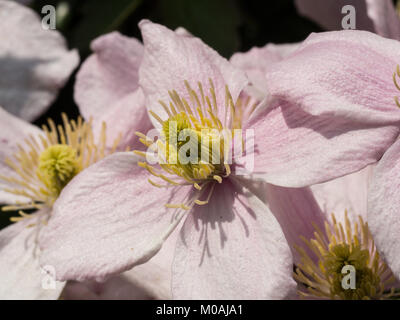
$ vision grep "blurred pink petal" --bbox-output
[0,0,79,121]
[0,208,65,299]
[0,107,43,203]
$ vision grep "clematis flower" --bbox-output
[295,0,400,40]
[259,28,400,287]
[0,0,79,121]
[0,106,125,299]
[292,167,400,299]
[40,20,389,300]
[294,211,400,299]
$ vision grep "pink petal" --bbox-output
[0,0,79,121]
[245,100,398,187]
[295,0,375,32]
[235,177,325,264]
[230,43,300,100]
[368,139,400,279]
[230,45,281,100]
[63,226,178,300]
[311,165,374,224]
[174,27,193,37]
[74,31,143,120]
[266,30,400,122]
[74,32,150,149]
[138,20,248,129]
[0,209,65,299]
[262,43,300,59]
[365,0,400,40]
[172,179,296,299]
[40,152,192,282]
[89,89,153,151]
[0,107,43,203]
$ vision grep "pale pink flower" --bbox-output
[0,0,79,121]
[0,106,174,299]
[39,21,385,299]
[261,28,400,286]
[294,168,400,299]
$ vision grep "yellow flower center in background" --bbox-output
[37,144,81,197]
[0,114,121,221]
[294,212,399,300]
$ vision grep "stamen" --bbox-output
[134,79,243,210]
[213,175,222,183]
[294,211,400,300]
[0,113,121,215]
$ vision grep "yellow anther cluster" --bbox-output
[134,79,256,210]
[0,113,121,220]
[294,212,399,300]
[37,144,81,197]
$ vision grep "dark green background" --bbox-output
[0,0,322,229]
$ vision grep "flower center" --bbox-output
[134,79,256,210]
[0,114,121,221]
[323,243,381,299]
[160,111,227,182]
[37,144,81,197]
[294,212,399,300]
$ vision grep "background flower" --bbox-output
[0,0,78,121]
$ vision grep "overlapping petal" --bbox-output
[172,180,296,299]
[244,31,400,187]
[311,165,374,223]
[63,227,177,299]
[266,30,400,122]
[40,152,192,282]
[368,139,400,279]
[74,32,151,150]
[243,100,398,187]
[74,32,143,120]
